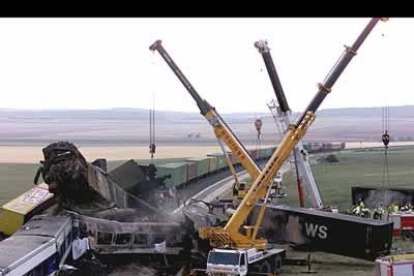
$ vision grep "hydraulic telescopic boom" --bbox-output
[254,39,323,209]
[149,41,261,181]
[150,17,384,252]
[199,17,385,250]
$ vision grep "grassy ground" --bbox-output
[0,157,194,206]
[5,147,413,209]
[277,147,414,210]
[0,144,275,163]
[1,147,414,275]
[0,156,202,206]
[220,147,414,210]
[216,147,414,275]
[0,163,40,206]
[0,161,129,206]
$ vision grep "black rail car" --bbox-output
[250,205,393,261]
[352,186,414,209]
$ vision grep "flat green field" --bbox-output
[2,147,414,208]
[0,161,129,206]
[278,147,414,210]
[223,147,414,275]
[1,147,413,275]
[0,163,40,206]
[0,158,190,206]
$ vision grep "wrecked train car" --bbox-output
[0,183,55,236]
[352,186,414,209]
[73,214,184,255]
[35,141,207,258]
[250,205,393,261]
[0,215,73,276]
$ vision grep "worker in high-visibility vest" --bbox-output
[358,198,365,209]
[352,198,366,217]
[401,202,412,212]
[373,205,386,220]
[389,203,399,213]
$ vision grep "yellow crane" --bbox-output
[149,41,262,200]
[150,17,385,275]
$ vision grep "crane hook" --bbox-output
[382,131,390,149]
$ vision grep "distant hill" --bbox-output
[0,105,413,146]
[0,108,267,121]
[316,105,414,118]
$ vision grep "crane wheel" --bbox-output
[260,261,271,275]
[402,230,414,241]
[250,264,262,274]
[274,255,282,275]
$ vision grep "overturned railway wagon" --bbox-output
[251,205,393,261]
[0,183,55,236]
[0,215,73,276]
[73,213,184,255]
[352,186,414,209]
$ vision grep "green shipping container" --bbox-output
[227,152,240,165]
[136,157,186,166]
[207,153,227,170]
[185,161,198,181]
[156,162,188,188]
[186,157,210,177]
[207,156,218,173]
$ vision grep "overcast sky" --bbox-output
[0,18,408,113]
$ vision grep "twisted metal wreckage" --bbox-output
[18,18,391,273]
[34,141,216,259]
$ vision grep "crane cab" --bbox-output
[232,171,284,201]
[271,172,286,199]
[232,182,249,200]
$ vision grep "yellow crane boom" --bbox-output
[150,17,385,253]
[149,40,261,182]
[200,17,385,249]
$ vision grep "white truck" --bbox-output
[206,247,285,276]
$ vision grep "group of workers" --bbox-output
[351,198,413,219]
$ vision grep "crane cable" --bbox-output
[381,106,390,208]
[254,117,263,154]
[379,25,390,211]
[149,52,156,160]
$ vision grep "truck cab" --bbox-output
[207,249,248,276]
[206,247,284,276]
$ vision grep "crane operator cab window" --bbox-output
[208,251,239,265]
[274,172,282,183]
[207,250,248,276]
